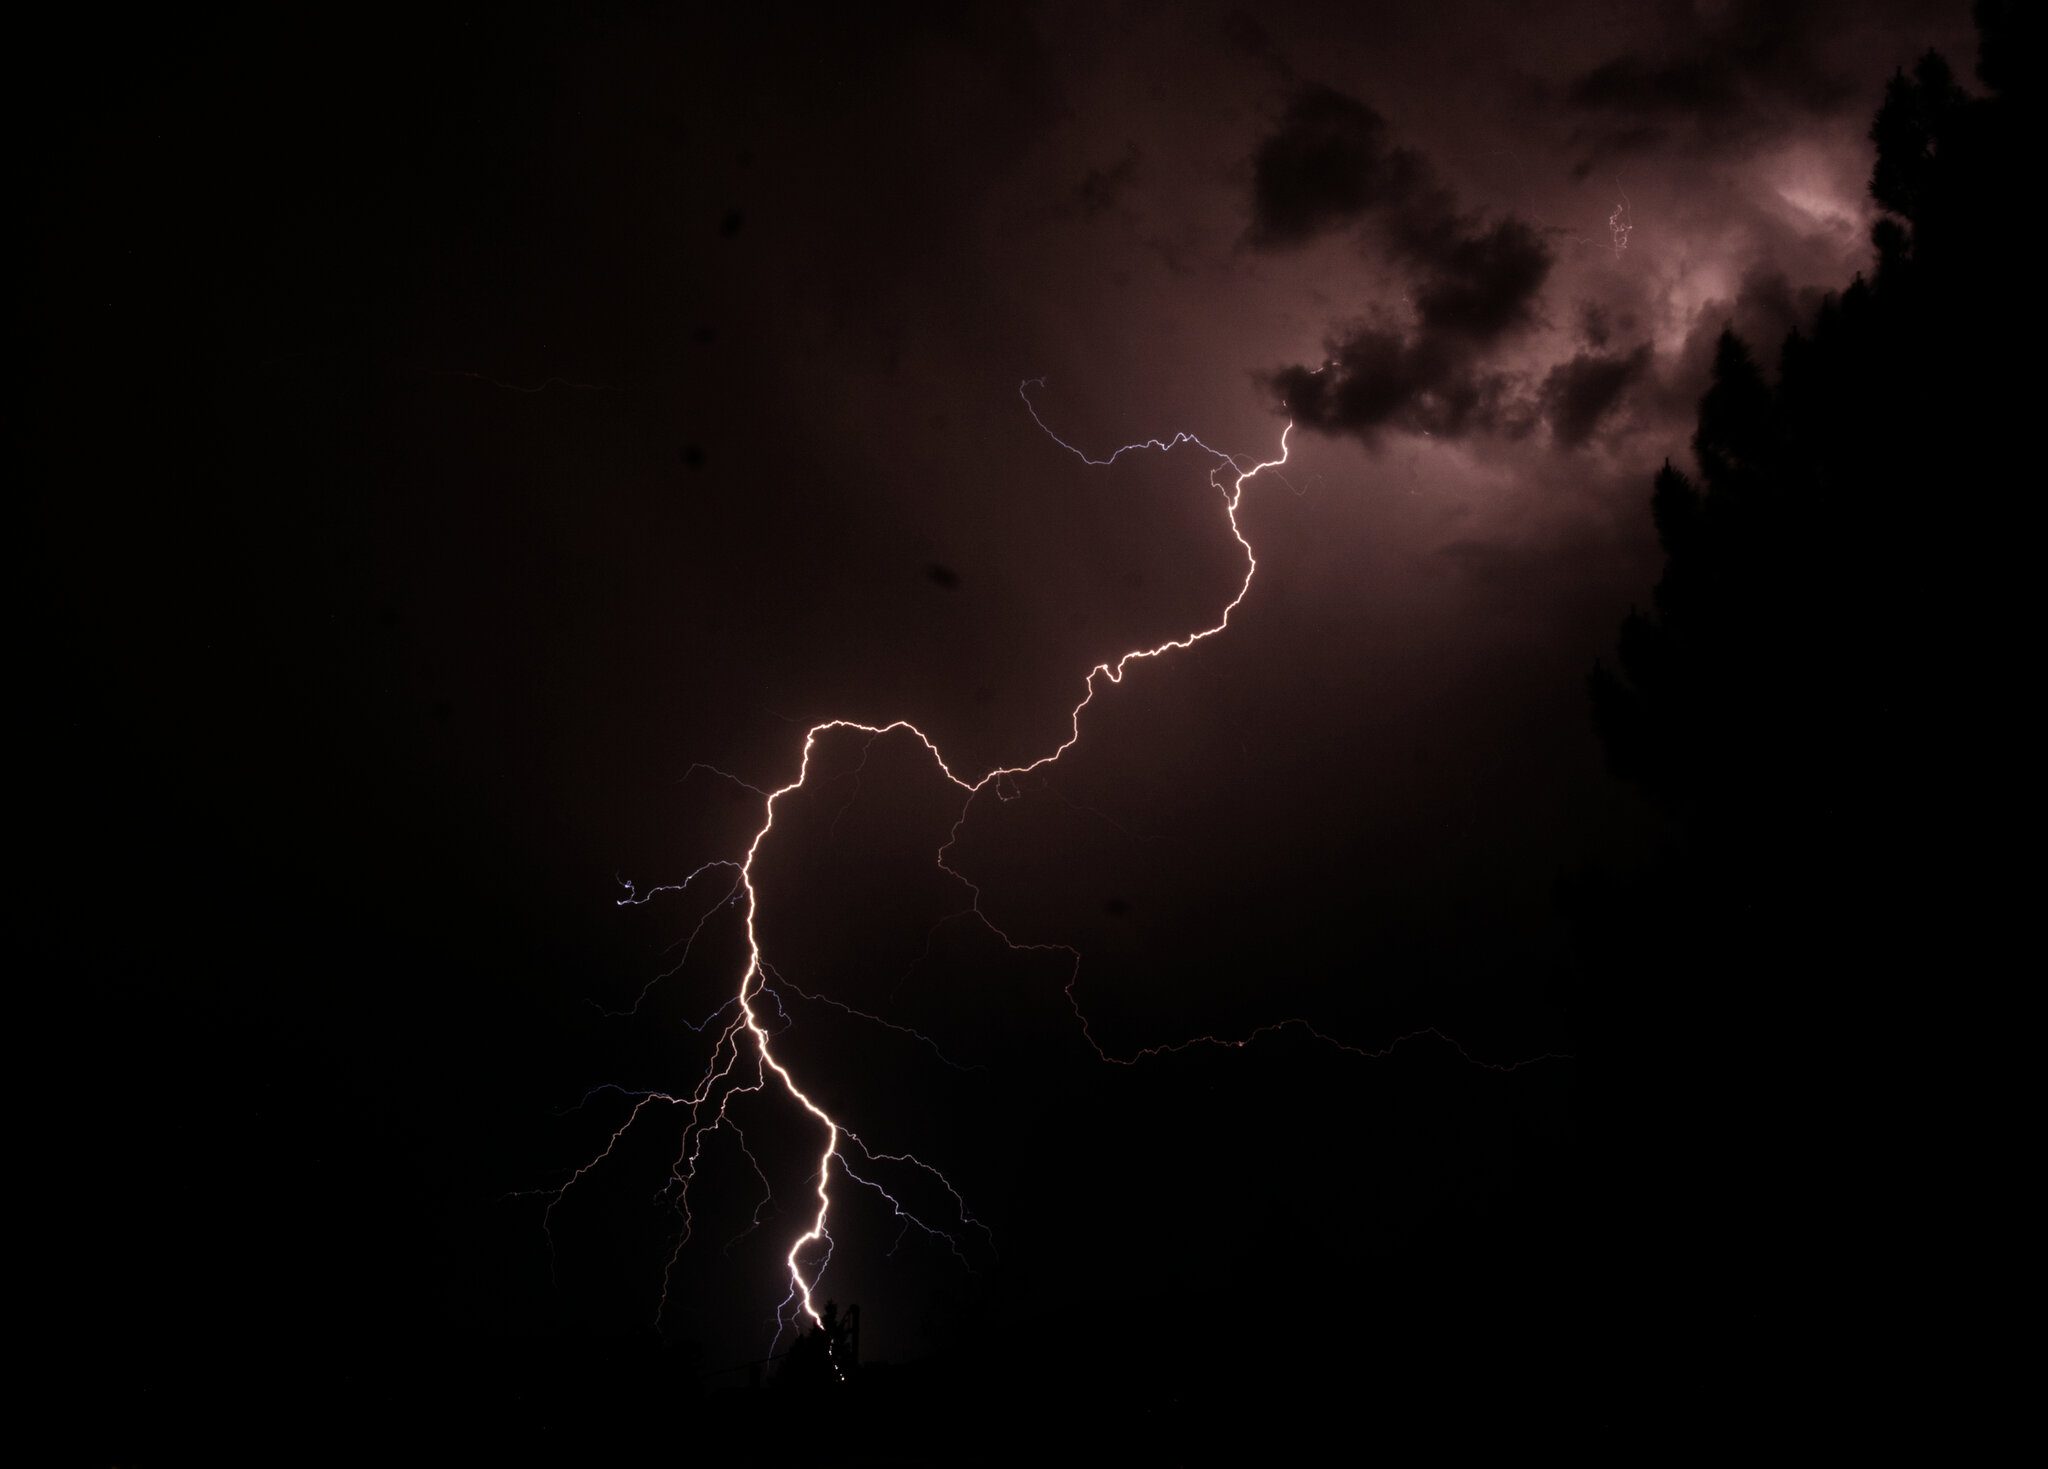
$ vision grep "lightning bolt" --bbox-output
[542,380,1566,1355]
[1608,187,1633,256]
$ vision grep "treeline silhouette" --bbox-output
[775,1301,860,1391]
[1574,0,2030,1427]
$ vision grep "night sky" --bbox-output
[29,1,2018,1455]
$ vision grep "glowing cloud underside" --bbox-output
[539,382,1566,1355]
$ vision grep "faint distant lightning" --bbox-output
[765,964,984,1073]
[1608,189,1633,256]
[541,380,1563,1354]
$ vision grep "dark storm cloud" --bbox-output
[1246,85,1431,246]
[1401,217,1553,339]
[1557,0,1950,172]
[1075,145,1140,218]
[1220,9,1277,61]
[1541,343,1654,449]
[1568,7,1832,115]
[1244,84,1550,336]
[1248,84,1553,445]
[1268,327,1532,442]
[1580,303,1616,349]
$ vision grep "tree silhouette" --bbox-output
[1576,0,2031,1415]
[775,1301,860,1391]
[1593,0,2030,889]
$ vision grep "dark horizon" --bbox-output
[26,1,2029,1455]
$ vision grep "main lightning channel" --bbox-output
[715,383,1291,1338]
[551,382,1562,1351]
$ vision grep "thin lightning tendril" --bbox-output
[1608,184,1633,256]
[545,381,1565,1350]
